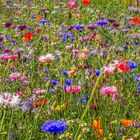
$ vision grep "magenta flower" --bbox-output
[72,49,79,55]
[3,55,18,61]
[68,1,77,9]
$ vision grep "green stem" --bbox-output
[74,48,112,140]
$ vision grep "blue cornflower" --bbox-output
[43,68,48,74]
[73,24,84,31]
[134,75,140,82]
[119,132,123,137]
[48,88,56,94]
[123,46,128,50]
[85,94,90,100]
[10,131,14,140]
[81,96,87,104]
[126,61,137,69]
[137,85,140,90]
[95,70,100,76]
[96,20,108,26]
[39,19,50,25]
[70,37,75,41]
[65,79,71,85]
[51,80,59,85]
[41,120,67,134]
[62,70,68,76]
[81,94,90,104]
[134,42,140,45]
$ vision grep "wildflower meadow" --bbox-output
[0,0,140,140]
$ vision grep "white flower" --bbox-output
[37,54,54,63]
[0,92,21,108]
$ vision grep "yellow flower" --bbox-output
[55,106,61,111]
[109,133,113,139]
[103,138,108,140]
[122,136,126,140]
[13,34,19,37]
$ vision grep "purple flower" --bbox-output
[87,24,97,30]
[96,20,108,26]
[17,25,27,31]
[4,22,12,28]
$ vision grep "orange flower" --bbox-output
[68,70,75,77]
[120,119,133,128]
[93,120,102,129]
[92,120,103,136]
[32,99,49,107]
[95,35,101,41]
[35,16,43,21]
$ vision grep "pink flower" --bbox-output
[100,86,118,95]
[9,72,22,80]
[72,49,79,55]
[37,54,54,63]
[66,85,81,93]
[103,65,115,75]
[33,88,47,94]
[3,55,18,61]
[66,45,73,50]
[68,1,77,8]
[16,91,23,96]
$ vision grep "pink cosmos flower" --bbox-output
[66,85,81,93]
[72,49,79,55]
[68,1,77,8]
[37,54,54,63]
[100,86,118,95]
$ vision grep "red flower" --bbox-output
[23,32,34,42]
[82,0,91,5]
[130,18,140,24]
[32,99,49,107]
[117,61,130,73]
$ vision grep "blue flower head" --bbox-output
[134,75,140,82]
[62,70,68,76]
[96,20,108,26]
[126,61,137,69]
[65,79,71,85]
[51,80,59,85]
[95,70,100,76]
[137,85,140,90]
[41,120,67,134]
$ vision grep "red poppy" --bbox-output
[82,0,91,5]
[117,61,130,73]
[23,32,34,42]
[130,17,140,24]
[32,99,49,107]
